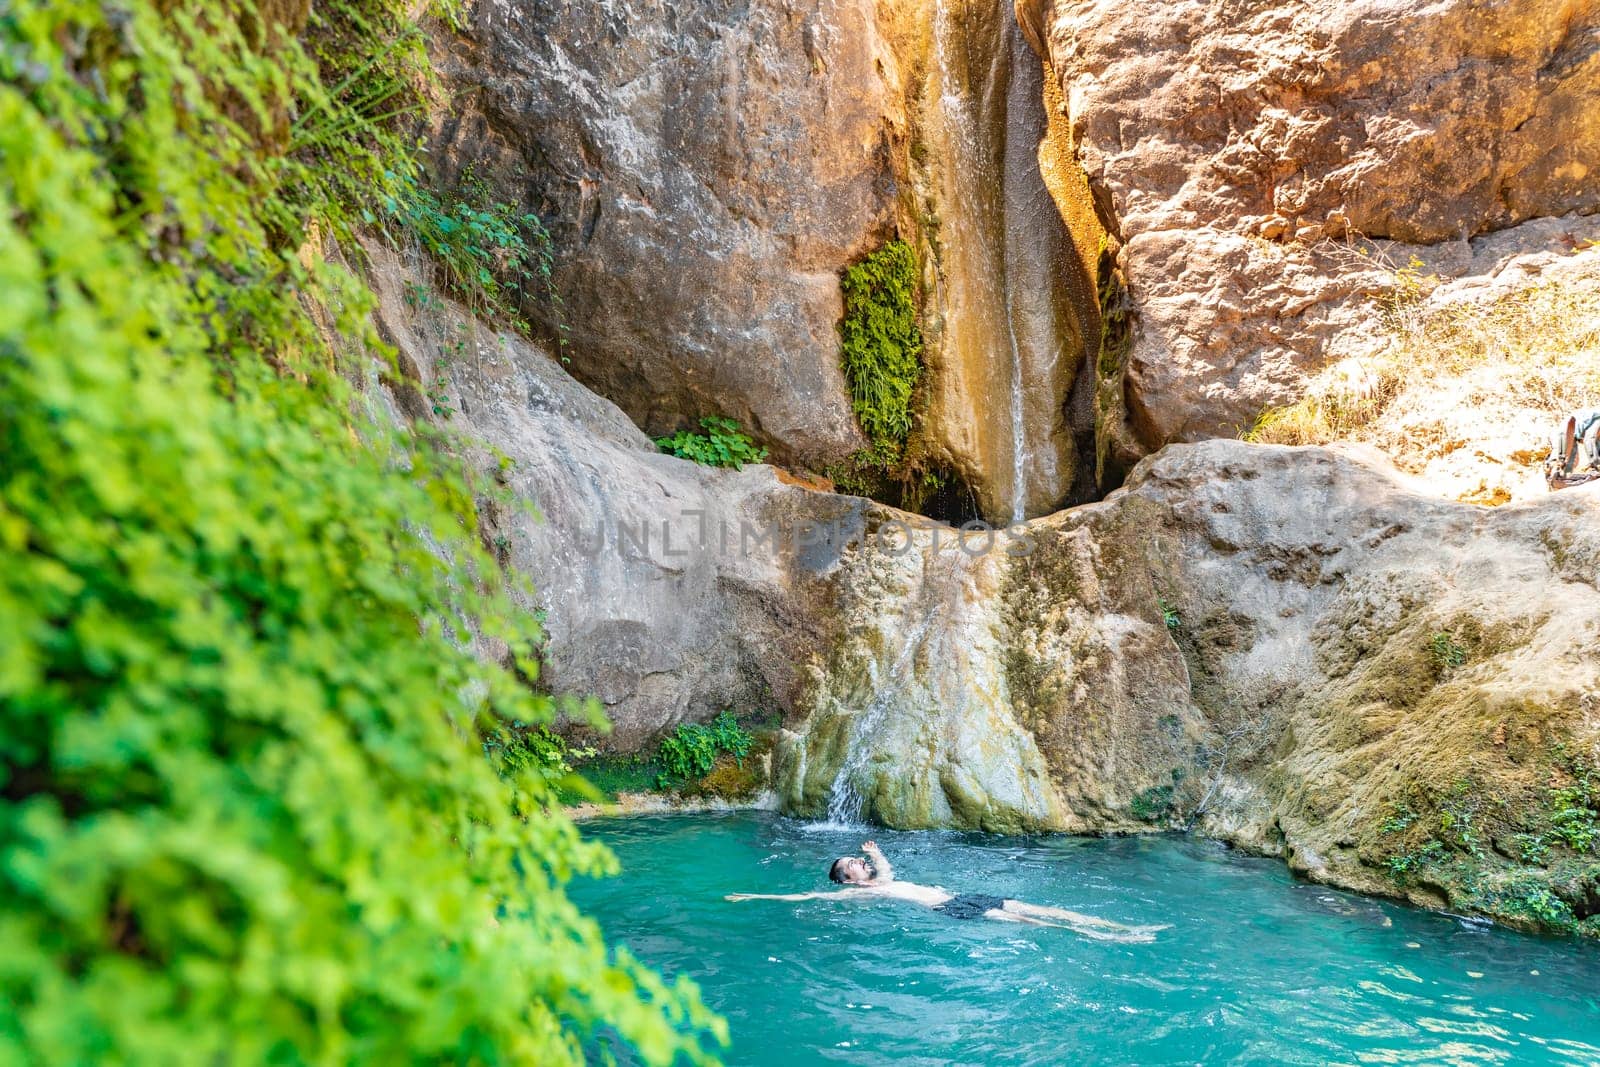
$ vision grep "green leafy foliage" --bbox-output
[1548,784,1600,853]
[1385,840,1448,878]
[1130,785,1176,823]
[373,168,559,326]
[556,754,665,805]
[483,720,597,786]
[821,443,972,518]
[656,714,755,788]
[1496,881,1575,929]
[1374,756,1600,934]
[1158,598,1181,633]
[821,241,944,514]
[839,241,924,452]
[823,442,904,499]
[1542,755,1593,857]
[1377,781,1484,882]
[0,0,720,1062]
[1436,781,1485,858]
[655,416,769,470]
[1379,801,1419,836]
[1382,780,1478,883]
[1515,833,1552,864]
[1522,752,1600,858]
[1428,631,1469,674]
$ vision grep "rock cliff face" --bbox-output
[379,0,1600,934]
[1017,0,1600,451]
[427,0,1106,520]
[359,240,1600,932]
[777,441,1600,933]
[425,0,906,466]
[359,241,864,747]
[425,0,1600,517]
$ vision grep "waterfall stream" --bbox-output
[796,534,1065,833]
[927,0,1087,522]
[790,0,1107,833]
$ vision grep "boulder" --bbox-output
[1018,0,1600,448]
[424,0,912,466]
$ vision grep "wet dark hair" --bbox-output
[828,857,852,883]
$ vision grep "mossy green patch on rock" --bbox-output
[568,729,775,805]
[1364,746,1600,934]
[557,753,664,804]
[1093,240,1142,488]
[839,240,924,452]
[683,734,775,801]
[1131,782,1178,823]
[825,240,976,519]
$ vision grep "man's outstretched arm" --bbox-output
[862,840,894,884]
[725,890,864,902]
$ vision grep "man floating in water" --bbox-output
[726,841,1166,943]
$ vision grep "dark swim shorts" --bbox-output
[933,893,1007,920]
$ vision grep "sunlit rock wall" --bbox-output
[426,0,911,467]
[1018,0,1600,451]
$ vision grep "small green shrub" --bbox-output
[1158,597,1181,633]
[483,721,597,785]
[1380,780,1487,882]
[1515,832,1552,864]
[1428,631,1469,673]
[374,168,558,324]
[656,713,755,787]
[1548,777,1600,853]
[1437,780,1485,858]
[1386,839,1448,878]
[1131,784,1176,823]
[656,416,769,470]
[1379,801,1419,836]
[840,240,924,451]
[1494,879,1575,929]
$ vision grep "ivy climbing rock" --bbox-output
[839,240,925,454]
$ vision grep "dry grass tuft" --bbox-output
[1246,256,1600,502]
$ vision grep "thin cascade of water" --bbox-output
[820,607,940,826]
[932,0,1041,523]
[1006,312,1028,525]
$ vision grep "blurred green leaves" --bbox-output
[0,0,722,1062]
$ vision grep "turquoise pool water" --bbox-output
[568,812,1600,1066]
